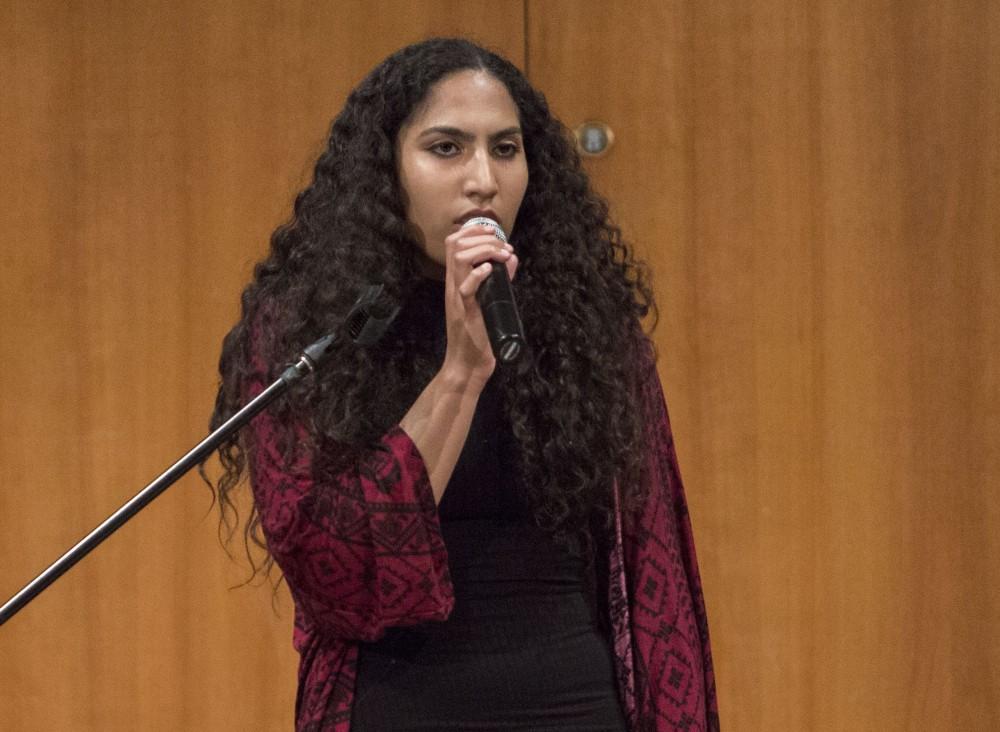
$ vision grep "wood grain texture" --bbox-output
[3,1,997,730]
[0,2,522,730]
[528,1,998,730]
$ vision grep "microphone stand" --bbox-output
[0,285,398,627]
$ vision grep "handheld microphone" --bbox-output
[462,217,526,365]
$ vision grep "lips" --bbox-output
[455,209,500,226]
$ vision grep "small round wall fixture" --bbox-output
[574,120,615,157]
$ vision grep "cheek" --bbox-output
[511,168,529,215]
[402,163,444,228]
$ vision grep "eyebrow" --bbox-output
[416,125,523,142]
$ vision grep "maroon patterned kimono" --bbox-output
[247,345,719,731]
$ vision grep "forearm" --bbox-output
[399,364,486,505]
[399,225,516,504]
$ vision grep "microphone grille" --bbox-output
[462,216,508,243]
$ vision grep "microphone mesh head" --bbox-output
[462,216,508,243]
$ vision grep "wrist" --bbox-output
[438,357,493,395]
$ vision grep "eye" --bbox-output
[494,141,522,158]
[429,140,461,157]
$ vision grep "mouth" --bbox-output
[455,209,501,226]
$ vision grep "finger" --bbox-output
[446,226,501,249]
[457,261,495,298]
[452,236,512,257]
[456,223,503,241]
[445,229,507,261]
[454,243,512,269]
[505,252,519,281]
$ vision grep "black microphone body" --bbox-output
[463,217,526,364]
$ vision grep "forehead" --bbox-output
[406,70,520,130]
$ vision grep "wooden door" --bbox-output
[0,3,523,730]
[528,1,999,730]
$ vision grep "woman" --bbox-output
[207,38,718,731]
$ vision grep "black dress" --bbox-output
[350,280,628,731]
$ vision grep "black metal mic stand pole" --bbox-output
[0,285,397,628]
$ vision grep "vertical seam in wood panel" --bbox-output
[523,0,530,78]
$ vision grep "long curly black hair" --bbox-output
[205,37,657,578]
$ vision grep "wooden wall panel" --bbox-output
[4,1,997,730]
[528,1,998,730]
[0,2,523,730]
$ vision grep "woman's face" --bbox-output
[396,70,529,276]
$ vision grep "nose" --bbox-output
[463,147,499,201]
